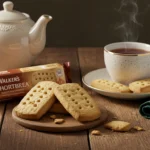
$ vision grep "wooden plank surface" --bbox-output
[78,48,150,150]
[0,103,5,132]
[0,48,89,150]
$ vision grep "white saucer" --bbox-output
[82,68,150,100]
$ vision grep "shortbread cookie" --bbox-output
[32,71,57,86]
[49,101,68,114]
[104,121,131,132]
[129,79,150,93]
[54,83,101,122]
[91,79,131,93]
[15,81,58,120]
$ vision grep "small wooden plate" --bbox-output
[12,106,108,132]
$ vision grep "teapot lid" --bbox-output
[0,1,28,22]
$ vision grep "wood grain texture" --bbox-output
[0,48,89,150]
[0,103,5,131]
[78,48,150,150]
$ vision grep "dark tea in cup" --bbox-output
[111,48,150,54]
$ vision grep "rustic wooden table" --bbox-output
[0,48,150,150]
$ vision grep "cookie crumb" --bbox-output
[54,118,65,124]
[133,126,144,131]
[91,130,101,136]
[104,121,131,132]
[19,129,23,132]
[50,114,57,119]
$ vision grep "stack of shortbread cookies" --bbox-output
[91,79,150,93]
[15,81,101,122]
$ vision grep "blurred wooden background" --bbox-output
[0,0,150,47]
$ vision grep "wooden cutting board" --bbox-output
[12,106,108,132]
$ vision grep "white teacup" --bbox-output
[104,42,150,84]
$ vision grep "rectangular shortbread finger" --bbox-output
[91,79,131,93]
[54,83,101,122]
[15,81,58,120]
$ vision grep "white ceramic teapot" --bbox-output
[0,1,52,71]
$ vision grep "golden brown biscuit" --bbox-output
[15,81,58,120]
[54,83,101,122]
[91,79,131,93]
[129,79,150,93]
[32,71,57,86]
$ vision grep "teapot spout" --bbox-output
[29,15,52,55]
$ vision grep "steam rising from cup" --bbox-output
[115,0,142,41]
